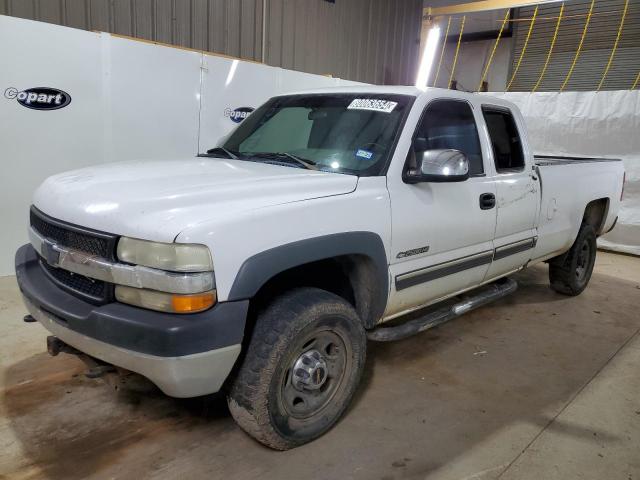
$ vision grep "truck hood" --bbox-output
[33,158,357,242]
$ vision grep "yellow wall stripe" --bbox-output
[433,16,452,88]
[449,15,466,89]
[506,5,538,91]
[632,71,640,90]
[597,0,629,92]
[532,3,564,93]
[560,0,595,92]
[477,9,510,91]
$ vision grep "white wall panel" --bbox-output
[0,16,104,277]
[107,35,202,160]
[198,56,280,151]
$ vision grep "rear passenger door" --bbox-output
[481,105,539,280]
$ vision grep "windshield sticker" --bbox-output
[347,98,398,113]
[356,149,374,160]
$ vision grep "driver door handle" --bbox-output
[479,193,496,210]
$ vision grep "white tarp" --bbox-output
[485,91,640,256]
[0,16,360,275]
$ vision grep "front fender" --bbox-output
[227,231,389,325]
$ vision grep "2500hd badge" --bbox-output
[4,87,71,110]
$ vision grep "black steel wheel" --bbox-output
[227,287,366,450]
[575,239,592,284]
[549,223,597,296]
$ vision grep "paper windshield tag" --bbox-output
[347,98,398,113]
[356,149,373,160]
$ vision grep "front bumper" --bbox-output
[16,244,248,397]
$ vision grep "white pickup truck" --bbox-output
[16,86,625,449]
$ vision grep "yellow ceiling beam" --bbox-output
[425,0,564,16]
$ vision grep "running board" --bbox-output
[367,278,518,342]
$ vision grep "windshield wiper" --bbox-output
[280,153,318,170]
[201,147,239,159]
[250,152,317,170]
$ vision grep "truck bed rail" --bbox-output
[534,155,622,166]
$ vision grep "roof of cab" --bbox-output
[273,85,519,113]
[279,85,425,97]
[277,85,490,101]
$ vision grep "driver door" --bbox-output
[385,99,497,318]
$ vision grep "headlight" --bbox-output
[117,237,213,272]
[115,285,216,313]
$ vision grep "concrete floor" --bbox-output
[1,251,639,480]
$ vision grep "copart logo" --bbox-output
[4,87,72,110]
[224,106,254,123]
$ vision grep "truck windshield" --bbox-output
[219,93,412,176]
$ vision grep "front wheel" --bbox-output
[227,287,366,450]
[549,223,597,296]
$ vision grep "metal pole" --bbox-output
[261,0,267,63]
[597,0,629,92]
[532,2,564,92]
[506,4,538,91]
[426,0,565,16]
[449,16,466,89]
[433,16,451,87]
[477,8,510,91]
[560,0,595,92]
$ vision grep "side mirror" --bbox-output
[406,149,470,183]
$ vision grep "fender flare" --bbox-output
[227,231,389,326]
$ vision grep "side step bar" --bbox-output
[367,278,518,342]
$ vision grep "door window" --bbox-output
[413,100,484,176]
[482,107,525,172]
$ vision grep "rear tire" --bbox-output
[227,287,366,450]
[549,223,597,296]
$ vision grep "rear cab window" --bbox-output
[482,106,525,173]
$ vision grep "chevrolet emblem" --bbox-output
[41,238,60,266]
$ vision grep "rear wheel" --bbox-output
[227,287,366,450]
[549,223,597,296]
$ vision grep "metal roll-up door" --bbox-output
[509,0,640,91]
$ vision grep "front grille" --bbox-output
[30,206,117,304]
[41,260,109,303]
[30,208,113,258]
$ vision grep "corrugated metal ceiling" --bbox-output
[510,0,640,91]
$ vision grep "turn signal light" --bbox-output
[172,292,216,313]
[115,285,216,314]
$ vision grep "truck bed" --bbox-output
[532,153,624,263]
[534,155,622,167]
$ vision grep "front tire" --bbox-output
[549,223,597,296]
[227,287,366,450]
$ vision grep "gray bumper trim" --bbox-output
[24,296,240,398]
